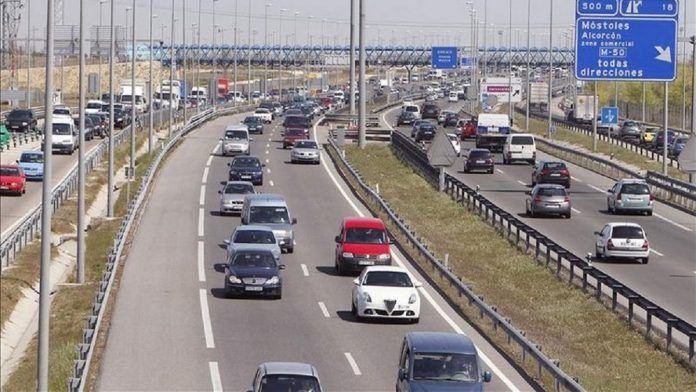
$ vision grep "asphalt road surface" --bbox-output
[97,110,536,391]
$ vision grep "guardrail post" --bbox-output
[664,318,678,350]
[627,294,639,324]
[595,274,606,301]
[689,333,695,362]
[611,284,623,311]
[645,305,658,337]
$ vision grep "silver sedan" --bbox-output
[219,181,255,215]
[290,139,321,164]
[525,184,572,218]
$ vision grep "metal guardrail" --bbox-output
[329,128,391,143]
[67,103,255,392]
[326,133,585,392]
[390,130,696,364]
[646,171,696,213]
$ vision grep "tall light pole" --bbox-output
[25,0,31,106]
[293,11,299,93]
[98,0,108,100]
[169,8,175,138]
[278,8,286,100]
[507,0,512,121]
[37,0,55,386]
[130,0,136,187]
[680,1,688,131]
[349,0,356,114]
[107,0,115,217]
[233,0,238,106]
[547,0,553,138]
[482,0,488,80]
[149,6,155,152]
[77,0,86,285]
[525,0,531,131]
[182,0,187,122]
[358,0,366,148]
[247,0,251,97]
[263,3,271,98]
[126,6,132,42]
[196,0,201,113]
[212,0,219,109]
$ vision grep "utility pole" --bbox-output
[37,0,55,387]
[358,0,366,148]
[349,0,355,114]
[107,0,115,217]
[525,0,531,131]
[149,2,154,152]
[77,0,85,284]
[547,0,553,139]
[169,1,174,138]
[130,0,136,184]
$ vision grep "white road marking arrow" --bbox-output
[655,46,672,63]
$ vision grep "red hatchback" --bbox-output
[334,217,392,275]
[0,164,27,196]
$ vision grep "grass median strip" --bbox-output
[338,144,695,391]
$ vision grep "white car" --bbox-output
[85,100,105,114]
[447,133,461,156]
[351,266,421,323]
[253,108,273,123]
[594,222,650,264]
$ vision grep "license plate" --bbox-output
[476,160,485,164]
[241,175,251,179]
[0,186,8,190]
[551,173,560,176]
[244,286,263,292]
[358,260,374,266]
[545,204,559,208]
[10,125,18,129]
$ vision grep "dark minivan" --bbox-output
[396,332,492,392]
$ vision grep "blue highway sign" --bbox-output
[601,106,619,125]
[575,0,679,81]
[431,47,459,69]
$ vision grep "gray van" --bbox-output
[241,194,298,253]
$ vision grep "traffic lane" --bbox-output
[96,116,244,391]
[0,135,107,235]
[310,122,534,391]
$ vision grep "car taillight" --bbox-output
[616,193,622,200]
[649,194,654,201]
[561,169,569,176]
[564,196,570,202]
[607,239,615,250]
[540,169,549,176]
[642,240,649,250]
[533,196,542,203]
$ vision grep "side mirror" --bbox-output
[249,137,254,141]
[606,189,612,193]
[388,238,394,245]
[398,368,407,381]
[352,278,360,285]
[262,163,266,167]
[223,239,230,245]
[593,231,601,236]
[219,137,223,142]
[279,264,286,270]
[414,281,423,288]
[218,190,222,194]
[291,217,298,225]
[525,191,531,195]
[482,371,492,383]
[334,235,341,243]
[227,162,230,166]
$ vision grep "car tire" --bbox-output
[595,249,602,259]
[335,259,344,276]
[565,182,571,189]
[463,166,469,173]
[487,167,494,174]
[642,257,649,264]
[564,212,571,219]
[291,159,296,164]
[273,290,282,300]
[287,246,294,254]
[410,317,420,324]
[351,301,357,316]
[646,210,653,216]
[529,207,535,218]
[607,201,613,214]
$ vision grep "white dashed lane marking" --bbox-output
[269,180,274,187]
[344,353,362,376]
[198,208,205,237]
[571,207,582,214]
[197,241,206,282]
[516,180,526,186]
[301,264,309,276]
[202,167,209,184]
[317,302,330,318]
[199,185,206,206]
[496,168,505,174]
[650,248,664,257]
[209,362,223,392]
[588,184,606,193]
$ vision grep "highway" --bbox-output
[97,111,536,391]
[385,101,696,326]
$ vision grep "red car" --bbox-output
[334,217,392,275]
[0,164,27,196]
[458,119,478,140]
[283,127,309,149]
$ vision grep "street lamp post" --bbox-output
[278,8,286,101]
[264,3,272,98]
[349,0,356,114]
[293,11,299,93]
[196,0,201,113]
[247,0,251,98]
[507,0,512,122]
[212,0,219,109]
[98,0,108,100]
[482,0,487,80]
[149,7,155,153]
[108,0,115,216]
[547,0,553,139]
[358,0,366,148]
[130,0,136,190]
[525,0,531,131]
[77,0,86,284]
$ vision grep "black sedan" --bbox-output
[463,148,494,174]
[397,111,417,126]
[415,122,436,143]
[243,116,265,134]
[224,249,284,299]
[5,109,37,133]
[228,156,264,185]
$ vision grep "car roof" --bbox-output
[21,150,43,155]
[234,225,274,232]
[343,217,386,230]
[406,332,477,355]
[53,116,74,124]
[363,265,407,274]
[225,180,254,186]
[225,124,248,131]
[245,193,287,205]
[260,362,318,377]
[1,164,21,169]
[617,178,647,184]
[534,183,565,189]
[606,222,644,228]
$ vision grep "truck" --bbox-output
[475,113,511,152]
[565,94,597,124]
[215,78,229,103]
[190,86,209,106]
[155,80,182,110]
[120,79,148,114]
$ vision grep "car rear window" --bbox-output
[511,136,534,145]
[469,150,490,158]
[543,162,566,170]
[8,110,31,119]
[620,183,650,195]
[537,187,567,197]
[611,226,645,239]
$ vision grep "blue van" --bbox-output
[396,332,492,391]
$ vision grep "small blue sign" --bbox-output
[575,0,679,81]
[460,57,474,69]
[601,106,619,125]
[431,47,459,69]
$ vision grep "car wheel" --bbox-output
[595,248,602,259]
[488,167,494,174]
[335,259,344,276]
[564,212,571,219]
[291,158,296,164]
[351,300,357,316]
[607,201,613,214]
[287,246,294,254]
[565,181,571,189]
[463,166,469,173]
[529,207,535,218]
[411,317,420,324]
[646,210,653,216]
[273,290,282,300]
[641,257,649,264]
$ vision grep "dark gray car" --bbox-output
[618,121,642,140]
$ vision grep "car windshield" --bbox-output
[250,206,290,224]
[230,252,277,268]
[536,187,567,197]
[363,271,412,287]
[345,228,386,244]
[286,129,305,136]
[8,110,31,119]
[224,183,254,194]
[233,230,276,244]
[511,136,534,145]
[620,183,650,195]
[231,158,260,168]
[225,130,248,140]
[86,102,101,109]
[52,123,72,135]
[412,353,479,382]
[259,375,322,392]
[611,226,645,239]
[544,162,566,170]
[294,140,317,149]
[675,137,688,145]
[20,153,43,163]
[0,167,20,176]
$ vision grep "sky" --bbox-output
[11,0,696,49]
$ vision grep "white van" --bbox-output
[448,91,458,102]
[503,133,536,164]
[51,116,79,154]
[332,90,345,102]
[402,104,421,120]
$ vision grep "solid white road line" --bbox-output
[198,289,215,348]
[654,213,693,232]
[199,185,206,206]
[344,352,362,376]
[211,144,220,155]
[209,362,223,392]
[202,167,209,184]
[269,180,274,187]
[313,119,521,392]
[300,263,309,276]
[197,241,206,282]
[496,168,505,174]
[268,137,272,141]
[206,155,213,166]
[571,207,582,214]
[588,184,606,193]
[198,208,205,237]
[317,301,331,318]
[650,248,664,257]
[570,176,583,183]
[516,180,526,186]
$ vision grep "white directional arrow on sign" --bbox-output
[655,46,672,63]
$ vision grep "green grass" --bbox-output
[513,112,687,180]
[338,144,695,391]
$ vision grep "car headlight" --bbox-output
[10,182,17,187]
[22,122,27,126]
[409,293,418,304]
[363,292,372,303]
[229,170,238,175]
[377,253,391,260]
[265,276,280,285]
[228,276,242,284]
[342,252,354,258]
